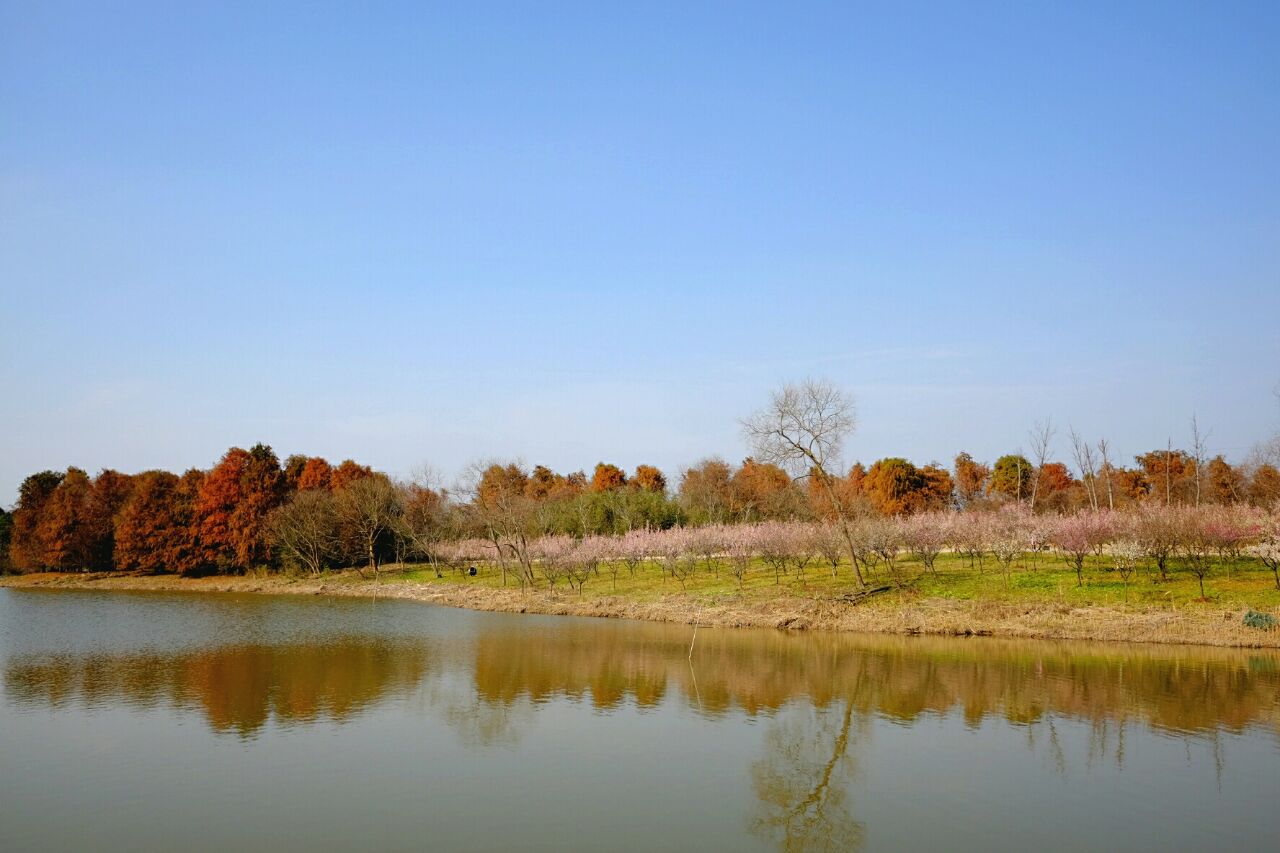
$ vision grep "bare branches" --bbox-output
[741,379,856,478]
[1068,427,1099,512]
[1027,418,1055,512]
[1190,415,1211,507]
[270,490,340,575]
[743,379,867,586]
[1096,438,1115,511]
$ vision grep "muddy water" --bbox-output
[1,588,1277,851]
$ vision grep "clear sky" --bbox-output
[3,1,1279,505]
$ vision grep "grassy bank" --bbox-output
[4,551,1279,648]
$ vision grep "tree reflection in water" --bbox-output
[6,613,1280,849]
[5,638,431,738]
[464,622,1280,738]
[750,700,866,851]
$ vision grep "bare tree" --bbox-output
[1190,415,1210,507]
[270,490,340,575]
[1068,427,1099,511]
[335,475,403,580]
[460,459,537,588]
[1027,418,1055,512]
[1097,437,1115,510]
[397,467,451,578]
[742,379,866,586]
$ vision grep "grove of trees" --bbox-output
[4,382,1280,593]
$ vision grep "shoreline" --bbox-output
[2,570,1278,649]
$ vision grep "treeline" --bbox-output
[3,441,1279,577]
[2,446,397,576]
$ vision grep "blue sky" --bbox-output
[3,1,1279,504]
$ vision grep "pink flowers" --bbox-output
[440,505,1280,593]
[1050,512,1115,585]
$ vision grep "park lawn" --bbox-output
[392,552,1280,613]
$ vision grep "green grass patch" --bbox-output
[383,551,1280,612]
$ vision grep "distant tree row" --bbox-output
[6,445,1276,579]
[4,445,392,576]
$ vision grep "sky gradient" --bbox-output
[3,1,1279,504]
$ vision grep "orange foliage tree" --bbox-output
[1207,456,1244,503]
[297,457,333,491]
[679,458,734,524]
[632,464,667,493]
[590,462,628,492]
[35,468,95,570]
[730,457,795,520]
[1251,464,1280,507]
[807,464,869,520]
[478,463,529,508]
[953,452,990,507]
[330,459,373,492]
[9,471,66,570]
[862,458,953,516]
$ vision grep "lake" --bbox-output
[1,587,1277,852]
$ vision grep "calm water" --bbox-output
[1,589,1277,852]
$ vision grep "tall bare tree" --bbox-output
[462,459,538,588]
[335,475,402,579]
[1190,415,1210,507]
[397,466,451,577]
[1027,418,1055,512]
[742,379,866,586]
[1096,437,1116,510]
[1068,427,1099,511]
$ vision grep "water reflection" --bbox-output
[7,618,1279,741]
[5,639,431,738]
[4,595,1279,851]
[468,622,1280,736]
[750,701,866,852]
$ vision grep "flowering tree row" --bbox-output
[433,505,1280,596]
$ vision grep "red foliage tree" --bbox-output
[86,469,133,569]
[330,459,373,492]
[115,470,204,574]
[1038,462,1075,495]
[297,457,333,491]
[196,445,285,572]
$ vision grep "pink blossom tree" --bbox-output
[901,512,951,574]
[812,523,845,578]
[530,534,573,590]
[724,523,761,590]
[1250,513,1280,589]
[1132,505,1179,582]
[1051,513,1113,586]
